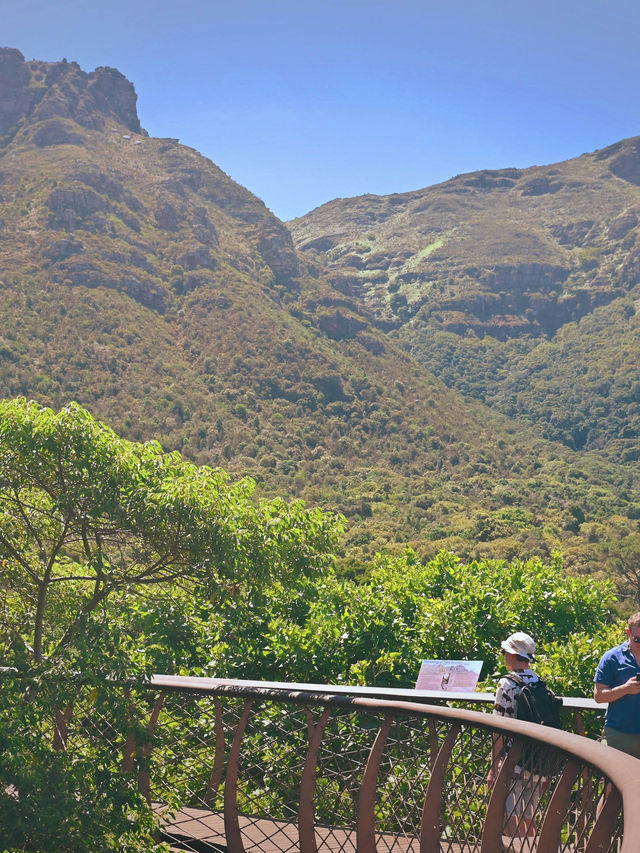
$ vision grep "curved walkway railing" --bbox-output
[4,673,638,852]
[147,676,636,851]
[158,674,603,734]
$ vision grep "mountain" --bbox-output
[289,139,640,463]
[0,46,638,572]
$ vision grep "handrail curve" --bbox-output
[147,674,638,853]
[2,671,636,851]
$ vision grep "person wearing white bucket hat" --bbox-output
[500,631,537,662]
[488,631,541,842]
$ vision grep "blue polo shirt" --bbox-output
[594,642,640,734]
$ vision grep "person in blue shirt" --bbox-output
[594,611,640,757]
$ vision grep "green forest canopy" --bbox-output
[0,397,341,670]
[0,397,630,850]
[0,396,626,693]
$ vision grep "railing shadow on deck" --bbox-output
[5,673,640,852]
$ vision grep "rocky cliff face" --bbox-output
[0,47,141,143]
[0,49,308,311]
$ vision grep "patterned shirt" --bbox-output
[494,667,539,718]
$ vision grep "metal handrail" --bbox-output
[2,671,633,851]
[151,672,601,709]
[145,674,635,852]
[152,673,603,740]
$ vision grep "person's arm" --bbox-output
[488,733,504,785]
[488,680,508,785]
[594,676,640,703]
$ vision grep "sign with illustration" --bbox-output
[415,659,483,692]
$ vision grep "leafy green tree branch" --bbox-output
[0,397,343,669]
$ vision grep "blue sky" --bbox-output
[3,0,639,221]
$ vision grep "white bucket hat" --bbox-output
[501,631,536,661]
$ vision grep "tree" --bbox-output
[0,398,342,671]
[598,534,640,606]
[0,398,343,850]
[0,671,166,852]
[204,549,618,692]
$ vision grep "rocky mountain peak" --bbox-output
[0,47,142,144]
[596,136,640,186]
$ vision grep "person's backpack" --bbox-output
[508,673,563,729]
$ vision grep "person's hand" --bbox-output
[623,675,640,695]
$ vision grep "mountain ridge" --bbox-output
[0,47,638,571]
[289,132,640,463]
[290,134,640,336]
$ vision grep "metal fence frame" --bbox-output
[2,673,637,852]
[145,675,638,853]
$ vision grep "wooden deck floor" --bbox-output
[160,805,427,851]
[159,806,538,852]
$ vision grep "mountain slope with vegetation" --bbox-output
[0,47,639,570]
[289,137,640,463]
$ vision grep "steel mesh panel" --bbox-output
[312,705,378,850]
[500,742,566,853]
[148,693,293,850]
[559,766,614,853]
[58,684,137,795]
[438,726,493,853]
[231,700,309,853]
[372,716,446,851]
[154,693,233,805]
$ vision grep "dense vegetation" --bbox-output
[0,398,340,671]
[0,400,630,849]
[400,297,640,461]
[1,49,640,573]
[291,136,640,544]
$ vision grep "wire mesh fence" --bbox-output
[0,675,633,852]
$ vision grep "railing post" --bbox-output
[420,723,461,852]
[203,696,226,806]
[537,758,580,853]
[53,702,74,751]
[223,699,254,853]
[298,706,331,853]
[481,739,524,853]
[428,719,439,771]
[121,690,137,774]
[138,692,165,806]
[584,786,622,853]
[357,712,395,852]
